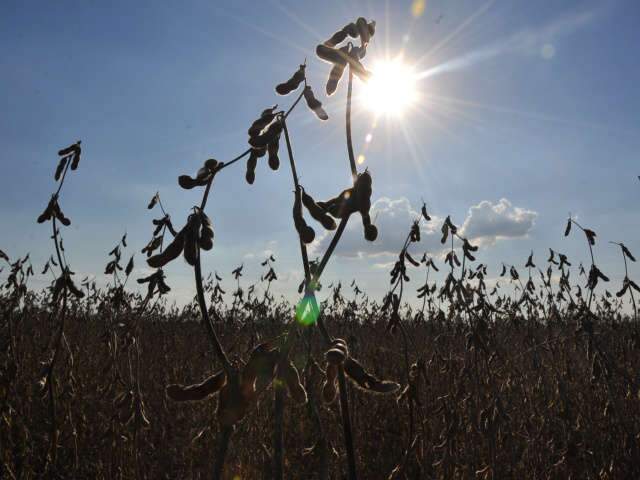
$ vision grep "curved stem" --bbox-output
[194,246,232,374]
[217,148,252,175]
[191,201,234,476]
[337,364,357,480]
[46,285,67,469]
[52,218,66,273]
[333,64,359,480]
[345,68,357,182]
[54,160,72,198]
[273,386,285,480]
[200,178,214,211]
[212,426,233,480]
[284,87,307,119]
[315,216,350,282]
[282,120,310,282]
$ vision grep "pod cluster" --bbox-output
[178,158,223,190]
[246,106,282,183]
[397,360,426,406]
[316,17,376,95]
[151,214,177,238]
[321,338,399,405]
[146,208,214,268]
[105,244,129,276]
[461,237,479,262]
[51,268,84,304]
[137,268,171,298]
[440,215,458,244]
[166,342,305,427]
[317,170,378,241]
[54,141,82,180]
[274,64,328,121]
[293,186,316,244]
[292,185,341,245]
[37,195,71,226]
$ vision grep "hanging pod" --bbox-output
[321,363,339,404]
[199,211,214,251]
[54,156,68,181]
[248,107,278,137]
[53,202,71,226]
[245,149,259,185]
[355,17,370,46]
[326,60,347,96]
[316,44,349,65]
[300,187,336,230]
[343,357,399,393]
[281,361,307,404]
[178,158,221,190]
[182,213,203,266]
[166,371,227,402]
[267,138,280,170]
[325,28,348,47]
[303,86,328,120]
[147,229,185,268]
[37,197,55,224]
[141,236,163,257]
[275,64,306,95]
[361,212,378,241]
[57,141,81,171]
[147,193,159,210]
[293,187,315,244]
[249,120,283,149]
[243,343,279,393]
[178,174,208,189]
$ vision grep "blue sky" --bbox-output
[1,0,638,306]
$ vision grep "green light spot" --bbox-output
[296,294,319,326]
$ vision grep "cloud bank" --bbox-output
[310,197,537,259]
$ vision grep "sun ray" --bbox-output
[270,0,326,43]
[426,93,626,134]
[413,0,496,69]
[398,116,429,187]
[214,6,310,56]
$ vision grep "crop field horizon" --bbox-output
[1,1,639,479]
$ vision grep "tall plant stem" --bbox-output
[336,66,358,480]
[273,386,285,480]
[45,216,70,469]
[212,426,233,480]
[194,162,259,478]
[282,120,311,281]
[571,220,597,310]
[194,247,233,480]
[346,69,357,181]
[338,364,357,480]
[193,230,232,375]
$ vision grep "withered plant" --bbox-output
[35,141,85,474]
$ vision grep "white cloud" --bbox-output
[460,198,537,245]
[243,240,278,261]
[309,197,442,259]
[309,197,537,259]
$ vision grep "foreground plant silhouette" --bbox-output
[35,141,85,473]
[146,16,406,479]
[3,11,639,480]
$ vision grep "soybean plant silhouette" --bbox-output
[2,14,640,480]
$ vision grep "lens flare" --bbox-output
[295,293,319,326]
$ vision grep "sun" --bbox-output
[360,58,419,116]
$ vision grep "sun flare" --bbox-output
[361,58,419,116]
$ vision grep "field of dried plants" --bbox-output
[2,15,639,480]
